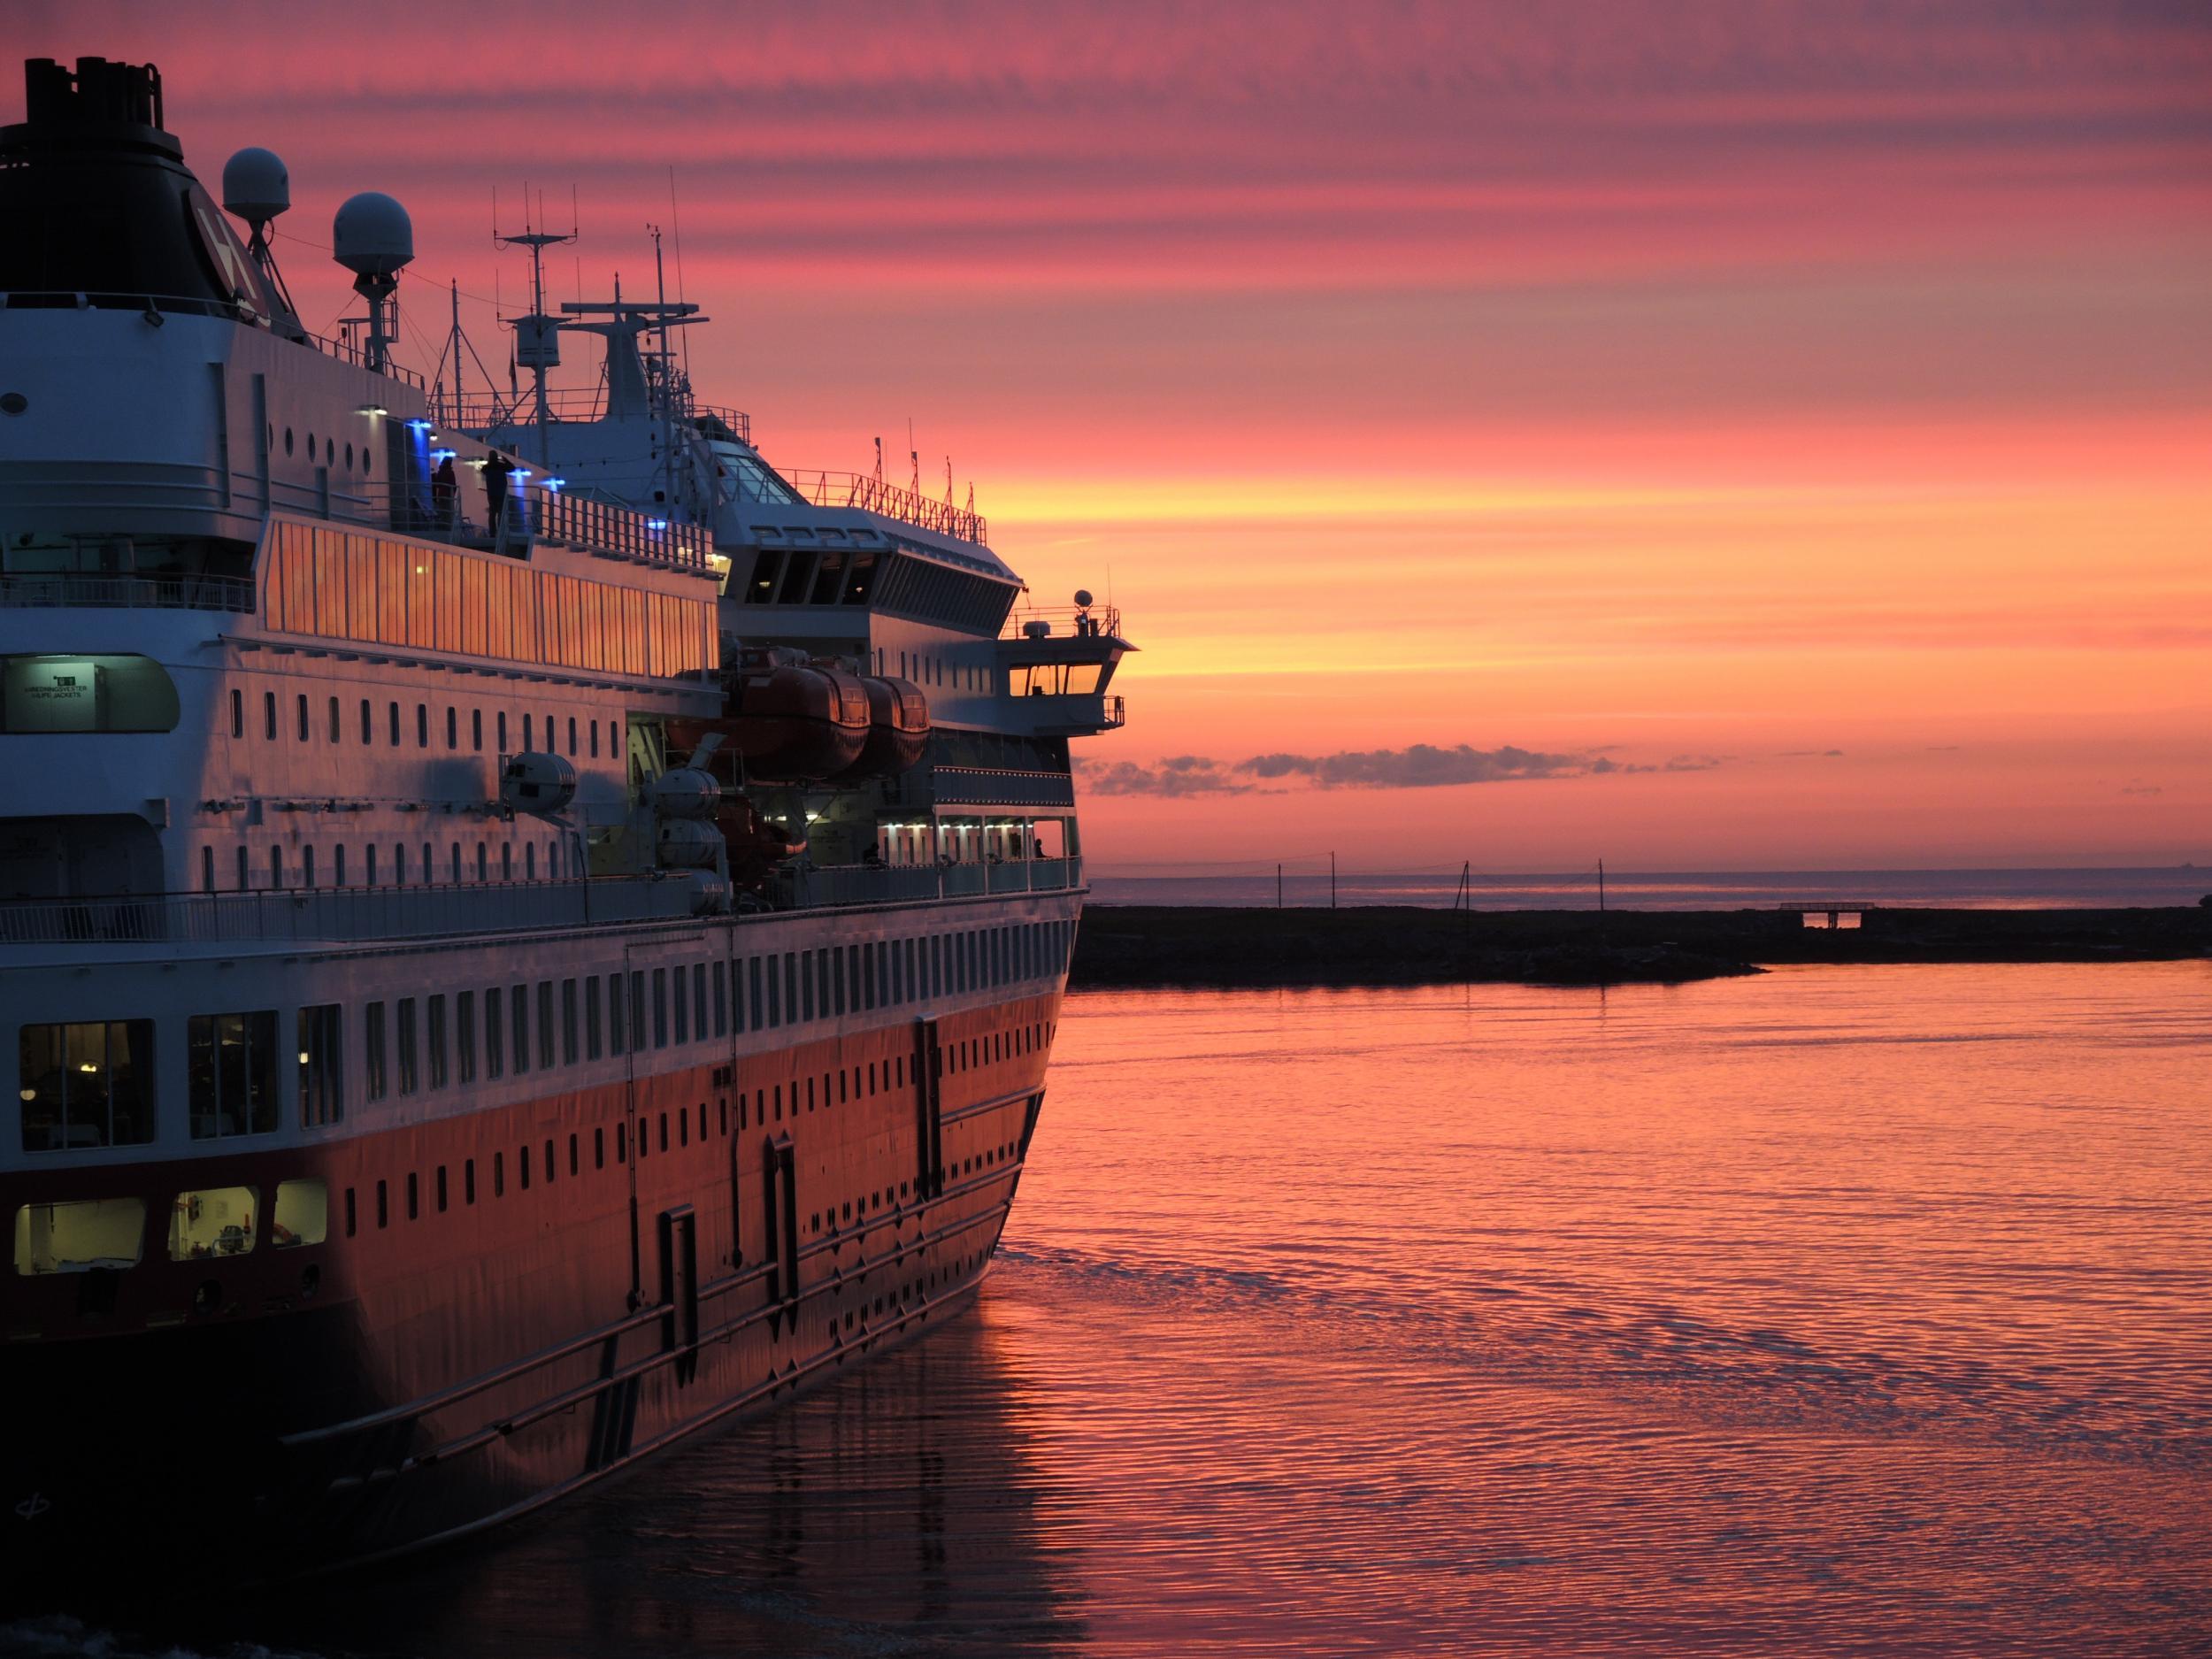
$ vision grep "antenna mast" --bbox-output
[447,280,464,428]
[495,190,576,467]
[649,222,678,518]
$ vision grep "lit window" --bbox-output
[297,1002,343,1126]
[187,1010,278,1140]
[167,1186,257,1260]
[12,1197,146,1275]
[18,1020,155,1151]
[271,1179,327,1248]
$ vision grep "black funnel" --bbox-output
[0,55,278,320]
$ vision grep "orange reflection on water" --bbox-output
[995,964,2212,1655]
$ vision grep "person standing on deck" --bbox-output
[430,454,457,527]
[481,449,516,541]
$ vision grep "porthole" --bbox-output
[0,391,27,416]
[345,442,354,468]
[283,427,295,456]
[305,432,315,458]
[326,436,334,465]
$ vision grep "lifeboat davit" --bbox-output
[667,649,870,782]
[838,676,930,780]
[715,795,806,894]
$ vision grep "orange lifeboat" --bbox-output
[666,649,870,782]
[837,676,930,779]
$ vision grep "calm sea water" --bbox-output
[1088,865,2211,910]
[11,964,2209,1658]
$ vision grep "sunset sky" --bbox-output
[17,0,2209,871]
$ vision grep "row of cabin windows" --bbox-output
[18,1009,342,1151]
[229,688,613,763]
[17,1030,1047,1273]
[897,653,984,694]
[14,910,1073,1148]
[273,425,367,474]
[808,1134,1024,1238]
[342,1034,1048,1246]
[13,1179,327,1275]
[204,837,570,893]
[826,1256,995,1347]
[349,918,1073,1104]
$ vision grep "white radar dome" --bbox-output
[333,191,414,277]
[222,147,289,225]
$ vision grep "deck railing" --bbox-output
[780,470,989,546]
[0,876,710,949]
[1002,603,1121,641]
[526,489,712,569]
[778,856,1082,910]
[0,572,256,612]
[0,858,1083,949]
[435,391,751,446]
[0,293,426,390]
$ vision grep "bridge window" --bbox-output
[18,1019,154,1151]
[187,1010,278,1140]
[272,1179,327,1248]
[168,1185,257,1260]
[13,1197,146,1275]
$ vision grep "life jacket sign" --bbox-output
[182,183,273,325]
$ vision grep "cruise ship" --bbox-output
[0,56,1128,1587]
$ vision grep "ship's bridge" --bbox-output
[994,600,1132,738]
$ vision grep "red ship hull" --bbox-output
[0,987,1057,1595]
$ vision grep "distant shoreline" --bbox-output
[1069,904,2212,988]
